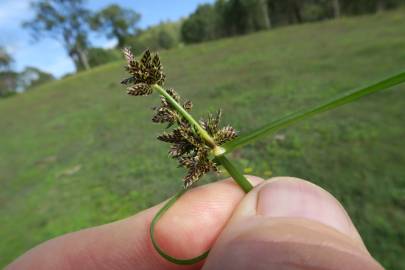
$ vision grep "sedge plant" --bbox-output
[121,48,405,265]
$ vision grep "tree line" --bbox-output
[21,0,181,72]
[1,0,180,97]
[181,0,405,43]
[1,0,404,97]
[0,47,55,97]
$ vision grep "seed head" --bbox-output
[121,48,238,189]
[121,48,165,96]
[158,111,237,188]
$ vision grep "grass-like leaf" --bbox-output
[150,189,210,265]
[222,71,405,153]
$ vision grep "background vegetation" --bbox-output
[0,8,404,269]
[180,0,405,43]
[2,0,405,96]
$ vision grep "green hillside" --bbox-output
[1,10,405,269]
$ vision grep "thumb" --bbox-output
[203,177,384,270]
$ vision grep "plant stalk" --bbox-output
[150,189,210,264]
[153,84,217,148]
[152,84,252,192]
[149,85,253,265]
[215,155,253,193]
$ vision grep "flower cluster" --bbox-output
[122,48,238,188]
[152,88,193,128]
[121,48,165,96]
[158,109,237,188]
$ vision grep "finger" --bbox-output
[203,177,384,270]
[6,176,263,270]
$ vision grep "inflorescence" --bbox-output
[121,48,237,188]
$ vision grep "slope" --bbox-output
[1,9,405,268]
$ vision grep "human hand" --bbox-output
[6,177,384,270]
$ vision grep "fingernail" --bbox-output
[257,179,355,237]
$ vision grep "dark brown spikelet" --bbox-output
[152,54,161,69]
[151,89,192,127]
[214,125,238,145]
[127,83,152,96]
[200,110,222,136]
[166,88,180,102]
[123,47,134,64]
[181,148,218,189]
[157,129,183,143]
[169,142,193,158]
[121,48,166,96]
[141,49,152,68]
[178,123,203,148]
[152,107,178,126]
[182,100,193,112]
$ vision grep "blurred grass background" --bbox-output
[1,9,405,269]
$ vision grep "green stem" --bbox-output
[152,83,251,192]
[215,155,253,193]
[150,85,253,265]
[153,84,217,148]
[223,71,405,153]
[150,189,210,265]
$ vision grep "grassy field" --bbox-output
[1,9,405,269]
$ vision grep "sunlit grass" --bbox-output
[0,9,405,269]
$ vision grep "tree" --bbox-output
[377,0,386,12]
[87,48,121,67]
[181,0,272,43]
[23,0,92,71]
[157,29,176,49]
[286,0,303,23]
[0,71,18,97]
[258,0,272,28]
[125,22,181,52]
[0,47,16,97]
[0,47,12,72]
[340,0,376,15]
[91,4,141,48]
[266,0,305,25]
[374,0,404,12]
[181,4,221,43]
[332,0,341,17]
[18,66,54,90]
[222,0,250,35]
[217,0,271,36]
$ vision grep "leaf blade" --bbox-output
[223,71,405,153]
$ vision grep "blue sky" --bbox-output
[0,0,214,77]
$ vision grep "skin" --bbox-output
[6,176,384,270]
